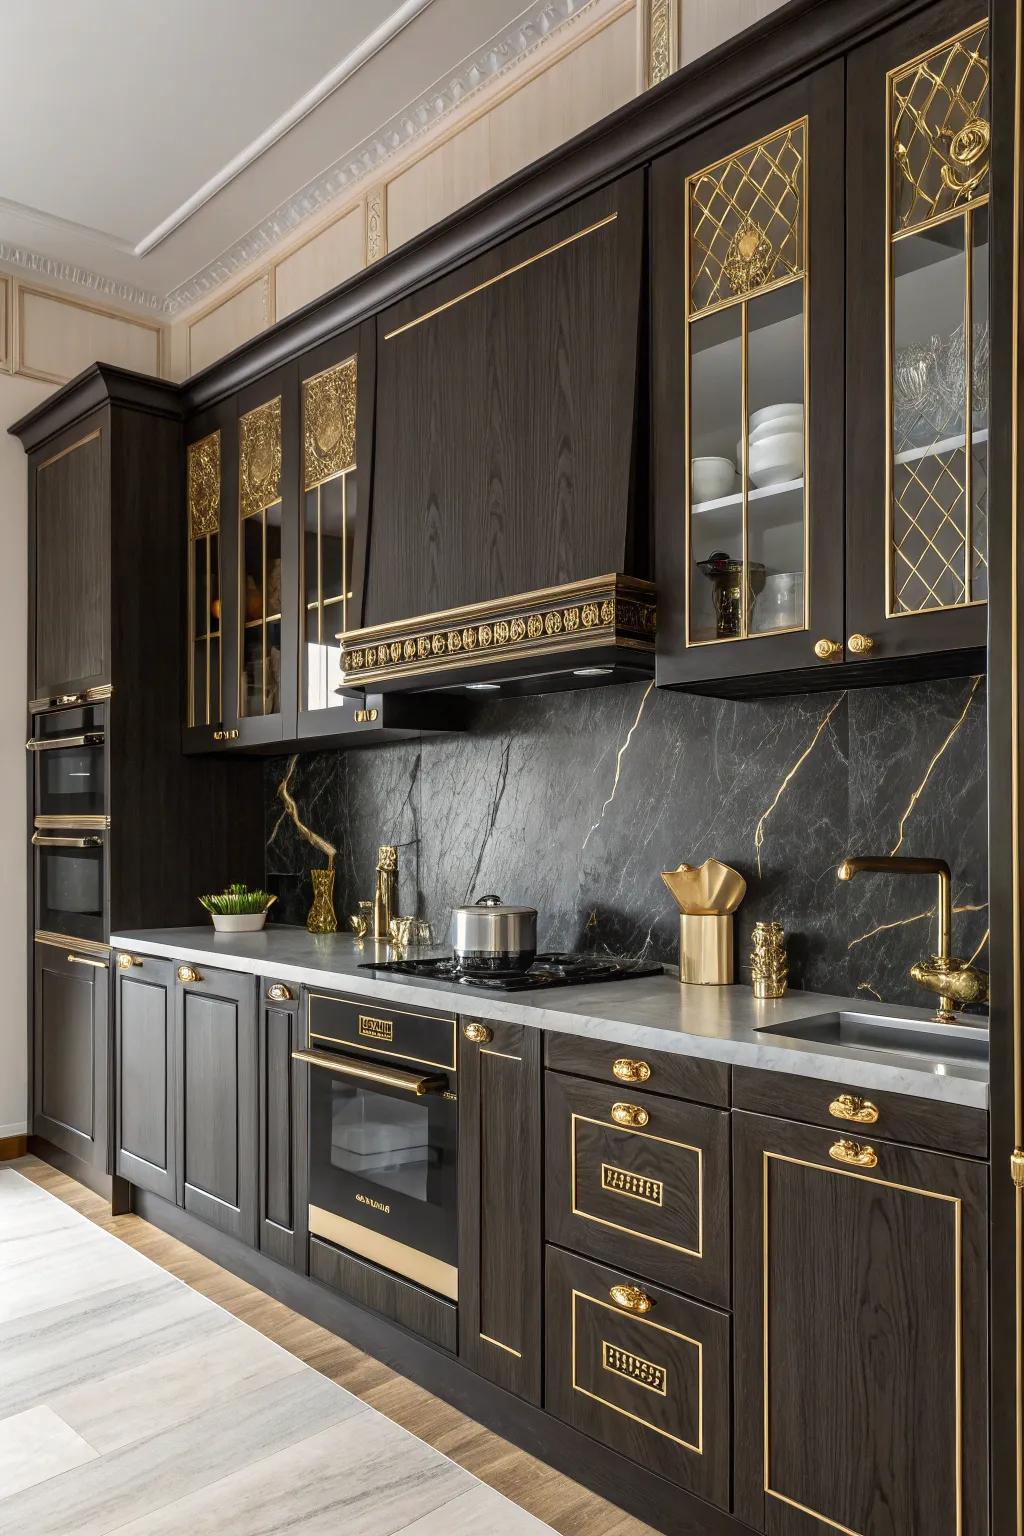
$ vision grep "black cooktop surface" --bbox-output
[358,951,663,992]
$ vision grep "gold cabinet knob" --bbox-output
[847,633,874,655]
[612,1057,651,1084]
[829,1093,879,1125]
[610,1101,649,1129]
[176,964,201,985]
[828,1138,878,1169]
[267,982,293,1003]
[814,637,842,661]
[609,1282,653,1314]
[463,1022,493,1044]
[116,952,142,970]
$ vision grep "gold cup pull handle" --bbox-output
[847,633,874,655]
[177,964,201,985]
[612,1057,651,1084]
[609,1283,653,1315]
[814,638,842,662]
[463,1022,493,1044]
[116,952,142,970]
[829,1138,878,1169]
[610,1101,649,1129]
[829,1093,879,1125]
[267,982,293,1003]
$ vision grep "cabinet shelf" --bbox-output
[893,427,988,467]
[692,476,804,516]
[243,614,282,629]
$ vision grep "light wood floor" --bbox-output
[11,1155,657,1536]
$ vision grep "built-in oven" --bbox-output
[27,704,107,823]
[33,827,106,944]
[295,992,458,1301]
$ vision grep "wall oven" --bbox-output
[27,704,107,822]
[296,993,458,1301]
[29,704,108,945]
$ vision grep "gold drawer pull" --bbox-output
[267,982,293,1003]
[116,952,142,970]
[176,964,201,985]
[463,1022,493,1044]
[847,633,874,655]
[829,1093,879,1125]
[609,1283,652,1315]
[612,1057,651,1083]
[67,953,106,969]
[611,1101,649,1129]
[829,1138,878,1169]
[814,637,842,661]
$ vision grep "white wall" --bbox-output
[0,372,55,1136]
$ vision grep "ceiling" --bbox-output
[0,0,582,315]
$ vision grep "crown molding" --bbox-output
[0,244,166,315]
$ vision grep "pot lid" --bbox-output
[453,893,537,916]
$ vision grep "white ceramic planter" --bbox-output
[209,912,269,933]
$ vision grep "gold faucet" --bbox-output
[373,845,398,940]
[836,855,988,1023]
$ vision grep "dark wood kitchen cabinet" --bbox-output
[174,960,258,1245]
[258,978,307,1270]
[33,939,109,1169]
[458,1017,542,1403]
[113,950,176,1201]
[732,1110,988,1535]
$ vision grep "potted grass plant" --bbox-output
[199,883,276,933]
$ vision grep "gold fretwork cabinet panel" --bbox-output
[846,0,989,667]
[184,402,234,752]
[651,64,846,691]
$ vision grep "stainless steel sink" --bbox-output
[757,1010,988,1064]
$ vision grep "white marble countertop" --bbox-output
[110,926,989,1110]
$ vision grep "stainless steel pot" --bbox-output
[452,894,537,974]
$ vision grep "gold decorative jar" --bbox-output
[751,920,788,999]
[307,868,338,934]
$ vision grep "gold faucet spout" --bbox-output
[837,855,957,1019]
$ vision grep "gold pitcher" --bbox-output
[307,868,338,934]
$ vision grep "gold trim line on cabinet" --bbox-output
[762,1150,963,1535]
[34,815,110,830]
[35,931,109,959]
[479,1332,523,1358]
[29,684,112,714]
[36,428,101,473]
[1012,3,1024,1530]
[309,1204,458,1300]
[383,213,618,340]
[569,1111,704,1258]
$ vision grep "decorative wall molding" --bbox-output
[0,276,9,373]
[638,0,679,90]
[365,185,387,264]
[0,243,165,315]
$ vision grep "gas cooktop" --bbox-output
[358,951,663,992]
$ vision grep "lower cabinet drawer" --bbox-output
[545,1071,730,1305]
[544,1245,730,1509]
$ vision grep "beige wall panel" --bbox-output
[387,9,636,253]
[164,318,190,384]
[17,288,160,384]
[188,274,270,376]
[0,276,9,371]
[680,0,787,64]
[275,204,365,320]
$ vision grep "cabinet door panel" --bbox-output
[175,964,257,1244]
[733,1110,988,1535]
[184,399,235,753]
[258,983,307,1270]
[33,943,108,1168]
[32,417,109,698]
[114,953,175,1199]
[458,1018,542,1402]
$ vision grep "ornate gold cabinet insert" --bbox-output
[187,431,222,729]
[887,21,990,615]
[301,357,358,715]
[238,397,283,718]
[684,120,809,645]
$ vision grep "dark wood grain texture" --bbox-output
[545,1244,731,1509]
[732,1064,988,1159]
[32,941,108,1169]
[545,1071,730,1306]
[114,952,176,1200]
[309,1235,457,1352]
[174,962,258,1245]
[258,981,308,1271]
[732,1109,988,1535]
[367,174,645,626]
[458,1018,542,1404]
[545,1031,730,1108]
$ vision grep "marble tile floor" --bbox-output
[0,1168,555,1535]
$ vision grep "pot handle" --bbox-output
[476,894,503,906]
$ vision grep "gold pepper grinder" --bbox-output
[373,845,398,939]
[751,921,788,999]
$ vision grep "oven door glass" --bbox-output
[307,1051,458,1295]
[29,705,106,821]
[34,833,105,942]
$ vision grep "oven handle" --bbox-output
[291,1048,448,1097]
[31,833,104,848]
[26,732,105,752]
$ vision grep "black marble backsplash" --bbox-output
[264,675,988,1008]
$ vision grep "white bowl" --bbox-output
[748,431,804,487]
[210,911,269,932]
[749,415,802,445]
[749,403,804,432]
[691,456,736,501]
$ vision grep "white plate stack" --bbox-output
[738,404,804,488]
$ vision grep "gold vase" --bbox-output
[307,868,337,934]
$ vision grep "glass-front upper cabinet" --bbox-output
[652,65,845,690]
[296,323,375,741]
[847,0,989,664]
[184,398,235,752]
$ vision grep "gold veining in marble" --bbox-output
[890,676,982,854]
[270,755,336,866]
[752,695,844,878]
[581,681,655,855]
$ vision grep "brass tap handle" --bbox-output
[814,637,842,661]
[463,1022,493,1044]
[612,1057,651,1084]
[116,952,142,970]
[611,1101,649,1129]
[176,964,201,985]
[828,1138,878,1169]
[829,1093,879,1125]
[267,983,293,1003]
[847,633,874,655]
[609,1283,652,1314]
